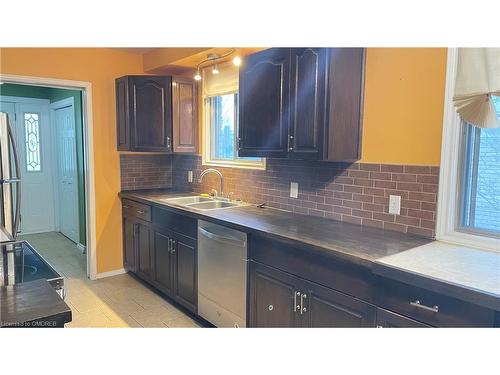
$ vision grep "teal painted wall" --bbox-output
[0,83,86,245]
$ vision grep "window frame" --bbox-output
[436,48,500,252]
[202,90,266,171]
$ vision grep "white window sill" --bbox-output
[202,159,266,171]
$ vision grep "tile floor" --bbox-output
[19,232,202,328]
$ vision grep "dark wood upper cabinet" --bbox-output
[116,75,198,154]
[238,48,290,158]
[238,48,365,162]
[326,48,365,162]
[172,77,198,153]
[289,48,327,160]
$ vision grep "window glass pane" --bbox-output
[460,96,500,234]
[208,92,263,165]
[211,94,235,161]
[24,113,41,172]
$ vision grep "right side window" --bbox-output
[459,95,500,236]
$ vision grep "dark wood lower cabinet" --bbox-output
[122,202,197,315]
[249,261,302,327]
[249,261,376,328]
[172,233,197,313]
[136,222,153,281]
[121,200,497,328]
[375,308,431,328]
[304,280,376,328]
[123,216,136,272]
[153,229,174,296]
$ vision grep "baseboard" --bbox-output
[94,268,126,280]
[77,243,86,254]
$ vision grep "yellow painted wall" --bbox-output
[361,48,447,165]
[0,48,144,273]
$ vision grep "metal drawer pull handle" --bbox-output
[268,305,273,311]
[410,300,439,313]
[136,210,145,214]
[123,205,131,209]
[300,293,307,315]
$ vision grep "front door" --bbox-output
[0,99,55,234]
[54,104,79,243]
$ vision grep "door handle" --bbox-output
[166,136,171,149]
[300,293,307,314]
[293,291,301,313]
[171,240,176,254]
[5,115,21,238]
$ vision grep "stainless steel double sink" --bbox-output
[160,196,248,211]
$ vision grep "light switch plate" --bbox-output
[290,182,299,198]
[388,195,401,215]
[188,170,193,183]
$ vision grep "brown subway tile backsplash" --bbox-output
[120,154,172,191]
[171,155,440,238]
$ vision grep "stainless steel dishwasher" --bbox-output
[198,220,247,328]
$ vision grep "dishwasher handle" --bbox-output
[198,226,246,248]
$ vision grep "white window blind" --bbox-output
[202,62,239,97]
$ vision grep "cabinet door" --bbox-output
[136,221,153,281]
[325,48,365,162]
[249,261,302,328]
[172,77,198,153]
[289,48,327,160]
[116,77,130,150]
[122,216,136,272]
[172,233,197,313]
[376,308,431,328]
[129,76,172,152]
[153,229,174,296]
[303,280,376,328]
[238,48,290,158]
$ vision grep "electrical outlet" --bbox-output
[188,170,193,183]
[388,195,401,215]
[290,182,299,198]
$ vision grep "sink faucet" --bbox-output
[198,168,224,198]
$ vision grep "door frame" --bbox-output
[50,96,81,247]
[0,73,97,280]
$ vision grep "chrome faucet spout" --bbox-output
[198,168,224,198]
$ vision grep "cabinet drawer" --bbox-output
[376,277,495,327]
[376,308,431,328]
[122,199,152,222]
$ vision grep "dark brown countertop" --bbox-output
[1,279,72,328]
[120,189,432,268]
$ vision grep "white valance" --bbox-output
[453,48,500,128]
[202,62,239,97]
